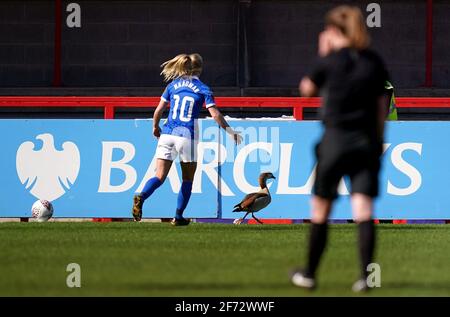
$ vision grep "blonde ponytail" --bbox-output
[326,5,370,50]
[160,53,204,82]
[160,54,192,82]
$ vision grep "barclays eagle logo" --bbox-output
[16,133,80,201]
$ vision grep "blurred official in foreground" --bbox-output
[292,5,389,292]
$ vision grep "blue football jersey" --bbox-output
[160,76,215,139]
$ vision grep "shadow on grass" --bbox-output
[129,281,293,292]
[127,280,450,296]
[383,281,450,292]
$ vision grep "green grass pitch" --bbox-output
[0,222,448,296]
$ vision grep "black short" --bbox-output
[313,131,382,200]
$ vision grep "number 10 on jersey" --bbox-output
[172,94,195,122]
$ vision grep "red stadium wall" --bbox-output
[1,96,450,120]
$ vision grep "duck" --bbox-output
[232,172,276,224]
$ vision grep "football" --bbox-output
[233,218,243,225]
[31,200,54,222]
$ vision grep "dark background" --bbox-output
[0,0,448,92]
[0,0,448,119]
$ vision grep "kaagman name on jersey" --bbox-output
[173,80,200,93]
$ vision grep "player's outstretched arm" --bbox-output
[208,106,242,145]
[153,99,169,138]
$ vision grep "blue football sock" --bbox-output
[176,181,193,219]
[140,177,162,200]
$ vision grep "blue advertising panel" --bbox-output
[0,119,219,218]
[221,120,450,219]
[0,119,449,219]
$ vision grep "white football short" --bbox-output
[155,134,198,162]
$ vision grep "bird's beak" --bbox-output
[271,175,276,179]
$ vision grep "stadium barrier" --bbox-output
[1,97,450,223]
[2,96,450,120]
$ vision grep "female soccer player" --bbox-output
[132,53,241,226]
[291,6,389,291]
